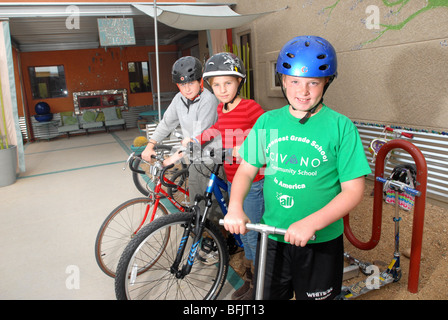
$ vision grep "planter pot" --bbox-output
[0,145,17,187]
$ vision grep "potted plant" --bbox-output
[0,81,17,188]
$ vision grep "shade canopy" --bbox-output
[133,4,283,31]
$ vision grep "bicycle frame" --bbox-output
[207,172,229,222]
[207,170,243,248]
[134,175,187,234]
[127,153,188,235]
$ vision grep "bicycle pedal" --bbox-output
[201,237,216,254]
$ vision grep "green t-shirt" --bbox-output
[239,104,371,243]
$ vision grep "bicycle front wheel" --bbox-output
[95,197,169,277]
[115,212,229,300]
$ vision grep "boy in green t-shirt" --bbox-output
[223,36,371,300]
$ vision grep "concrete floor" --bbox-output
[0,128,240,300]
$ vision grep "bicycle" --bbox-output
[94,148,189,278]
[114,147,243,300]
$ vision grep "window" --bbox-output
[273,62,282,88]
[28,65,68,99]
[128,61,151,93]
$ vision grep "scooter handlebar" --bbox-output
[219,220,316,241]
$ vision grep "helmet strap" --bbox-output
[277,73,331,124]
[179,89,202,113]
[295,98,322,124]
[176,83,203,104]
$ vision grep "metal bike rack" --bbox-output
[343,139,428,293]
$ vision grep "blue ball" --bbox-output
[35,101,50,115]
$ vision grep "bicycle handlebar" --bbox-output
[385,126,413,139]
[127,153,157,175]
[159,163,179,189]
[126,150,184,189]
[186,140,229,164]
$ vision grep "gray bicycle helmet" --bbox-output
[172,56,203,84]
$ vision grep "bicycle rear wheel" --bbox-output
[95,197,169,277]
[115,212,229,300]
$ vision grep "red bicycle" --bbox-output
[95,147,189,278]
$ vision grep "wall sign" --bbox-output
[97,18,136,46]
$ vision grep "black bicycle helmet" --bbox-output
[172,56,203,84]
[389,164,417,188]
[203,52,246,83]
[203,53,246,110]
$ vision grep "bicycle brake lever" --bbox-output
[123,152,135,171]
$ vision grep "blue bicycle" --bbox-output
[114,147,242,300]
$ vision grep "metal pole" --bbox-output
[153,0,161,121]
[255,231,269,300]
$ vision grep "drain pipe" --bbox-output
[344,139,427,293]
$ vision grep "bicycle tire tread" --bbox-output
[115,212,229,300]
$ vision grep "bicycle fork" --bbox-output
[170,205,210,279]
[170,162,227,279]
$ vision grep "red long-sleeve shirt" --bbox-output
[199,99,265,182]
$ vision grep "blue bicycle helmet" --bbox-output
[276,35,337,124]
[276,35,337,78]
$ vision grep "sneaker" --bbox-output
[197,249,219,265]
[232,267,254,300]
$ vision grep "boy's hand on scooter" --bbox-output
[284,219,316,247]
[223,205,251,235]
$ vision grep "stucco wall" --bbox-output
[216,0,448,133]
